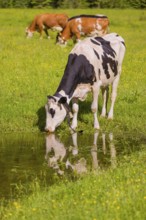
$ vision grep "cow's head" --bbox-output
[45,95,69,132]
[25,27,34,38]
[56,32,67,45]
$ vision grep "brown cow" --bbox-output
[26,13,69,39]
[56,14,109,45]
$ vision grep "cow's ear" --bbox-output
[58,97,67,104]
[47,95,52,99]
[47,95,56,102]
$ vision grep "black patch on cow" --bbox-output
[98,69,101,79]
[121,41,126,47]
[58,96,67,104]
[49,108,55,118]
[93,37,116,57]
[93,49,100,59]
[68,14,108,21]
[55,54,95,98]
[91,39,100,46]
[91,37,118,79]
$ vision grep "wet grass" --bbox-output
[0,8,146,135]
[0,146,146,220]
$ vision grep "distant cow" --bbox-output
[56,14,109,45]
[45,33,126,132]
[26,13,69,39]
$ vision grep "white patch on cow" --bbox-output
[42,25,45,30]
[77,24,82,32]
[76,18,82,23]
[57,35,67,46]
[89,30,99,36]
[76,39,82,43]
[73,84,91,101]
[96,23,102,31]
[51,26,63,32]
[59,90,67,97]
[26,28,34,38]
[45,99,66,133]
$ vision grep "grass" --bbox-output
[0,146,146,220]
[0,8,146,220]
[0,8,146,135]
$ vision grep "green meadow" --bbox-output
[0,8,146,134]
[0,8,146,220]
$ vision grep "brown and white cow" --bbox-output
[26,13,69,39]
[56,14,109,45]
[45,33,126,133]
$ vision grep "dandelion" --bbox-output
[144,196,146,200]
[13,202,21,209]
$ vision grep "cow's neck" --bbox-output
[29,20,36,31]
[54,90,71,104]
[61,26,70,41]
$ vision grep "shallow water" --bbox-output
[0,131,145,201]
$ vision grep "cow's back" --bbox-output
[71,33,125,85]
[37,13,68,28]
[68,15,109,36]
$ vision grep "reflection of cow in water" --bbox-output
[45,134,66,175]
[45,131,117,175]
[26,13,69,39]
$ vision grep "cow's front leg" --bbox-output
[101,86,109,117]
[91,82,101,129]
[71,98,79,130]
[108,74,120,119]
[73,31,81,43]
[38,27,43,39]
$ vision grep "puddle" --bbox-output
[0,131,145,201]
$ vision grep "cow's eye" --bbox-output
[49,108,55,118]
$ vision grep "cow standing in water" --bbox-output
[45,33,126,132]
[26,13,69,39]
[56,14,109,45]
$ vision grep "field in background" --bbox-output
[0,8,146,136]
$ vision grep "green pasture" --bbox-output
[0,8,146,220]
[0,8,146,135]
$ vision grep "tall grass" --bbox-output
[0,9,146,134]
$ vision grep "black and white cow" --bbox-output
[45,33,126,132]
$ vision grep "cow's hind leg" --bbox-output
[44,28,50,39]
[101,86,109,117]
[108,74,120,119]
[91,82,101,129]
[71,98,79,130]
